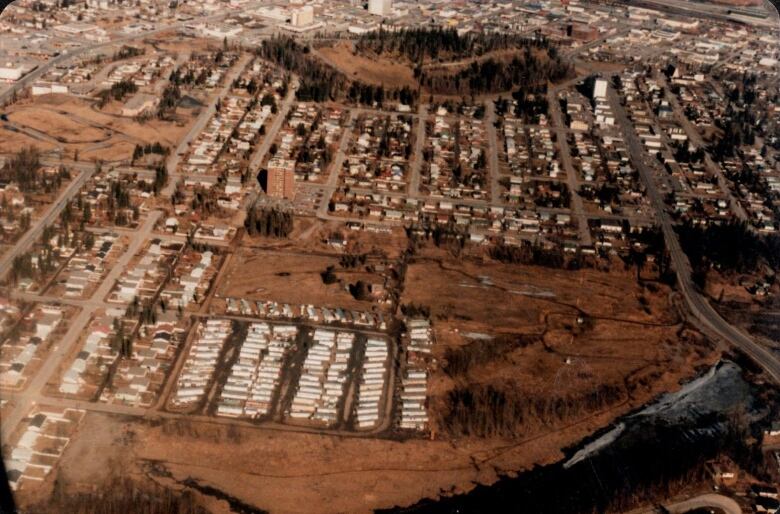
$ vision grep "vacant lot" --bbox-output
[314,41,417,89]
[0,94,193,162]
[401,250,715,439]
[219,249,386,312]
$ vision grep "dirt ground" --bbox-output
[0,94,193,162]
[218,248,386,312]
[16,249,720,514]
[314,41,417,89]
[401,249,716,435]
[243,218,409,260]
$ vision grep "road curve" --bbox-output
[605,83,780,385]
[666,493,742,514]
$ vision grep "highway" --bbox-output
[606,82,780,384]
[665,494,742,514]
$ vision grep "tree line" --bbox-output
[356,26,546,63]
[97,78,138,107]
[677,219,780,287]
[420,51,572,97]
[257,36,419,107]
[433,381,625,438]
[1,146,70,194]
[244,203,294,238]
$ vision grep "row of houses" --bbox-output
[4,406,84,492]
[0,304,62,389]
[424,107,489,200]
[59,310,122,396]
[288,329,353,426]
[109,239,179,305]
[399,318,432,431]
[171,318,231,407]
[503,120,561,190]
[102,311,184,406]
[341,113,413,193]
[62,233,120,298]
[353,337,389,430]
[271,103,345,184]
[161,249,217,309]
[215,322,297,419]
[224,296,388,331]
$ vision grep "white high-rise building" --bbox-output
[291,5,314,27]
[593,78,608,100]
[368,0,392,16]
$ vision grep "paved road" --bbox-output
[549,76,594,246]
[607,82,780,384]
[630,493,742,514]
[666,494,742,514]
[625,0,777,28]
[0,166,94,280]
[162,53,253,197]
[408,103,427,196]
[654,73,749,223]
[485,100,503,203]
[1,212,161,441]
[0,10,238,107]
[247,77,300,175]
[316,108,355,218]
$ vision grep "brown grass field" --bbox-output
[11,245,721,514]
[218,248,386,312]
[314,41,417,89]
[401,249,715,441]
[0,94,193,162]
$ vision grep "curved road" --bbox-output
[606,83,780,384]
[665,494,742,514]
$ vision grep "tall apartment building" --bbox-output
[368,0,392,16]
[266,158,296,200]
[593,78,608,100]
[291,5,314,27]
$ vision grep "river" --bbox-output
[383,360,770,514]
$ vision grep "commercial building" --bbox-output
[0,64,27,82]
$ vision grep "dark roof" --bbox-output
[30,413,46,428]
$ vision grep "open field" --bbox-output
[8,250,719,513]
[401,249,717,438]
[0,94,194,162]
[218,249,387,312]
[243,218,410,260]
[314,42,417,89]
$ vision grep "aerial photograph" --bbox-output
[0,0,777,512]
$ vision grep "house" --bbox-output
[35,311,61,340]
